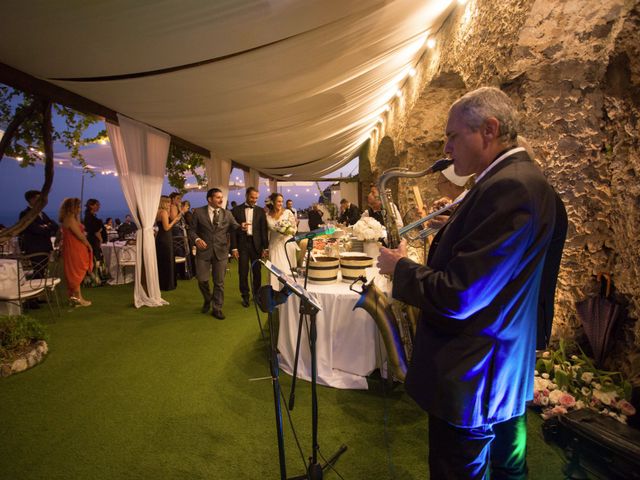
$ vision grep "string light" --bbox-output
[426,37,436,49]
[409,68,416,77]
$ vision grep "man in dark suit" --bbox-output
[19,190,58,278]
[230,187,268,307]
[338,198,360,226]
[189,188,243,319]
[378,87,567,479]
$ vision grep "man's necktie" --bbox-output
[213,208,220,225]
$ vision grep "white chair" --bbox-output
[114,243,136,284]
[0,254,47,315]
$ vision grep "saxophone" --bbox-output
[352,158,453,381]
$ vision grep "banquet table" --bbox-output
[277,272,388,389]
[101,242,135,285]
[0,258,22,315]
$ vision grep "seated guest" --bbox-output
[19,190,59,278]
[59,198,93,307]
[308,203,324,231]
[338,198,361,226]
[104,217,114,231]
[83,199,104,261]
[117,214,138,239]
[114,218,122,229]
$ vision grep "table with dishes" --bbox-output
[277,242,390,390]
[101,241,136,285]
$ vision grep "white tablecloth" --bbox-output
[298,219,309,232]
[277,273,386,389]
[101,242,135,285]
[0,259,21,315]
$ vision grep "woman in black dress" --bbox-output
[156,195,186,291]
[83,198,105,261]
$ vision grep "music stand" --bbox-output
[259,260,347,480]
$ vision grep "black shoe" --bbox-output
[201,301,211,314]
[241,297,250,308]
[212,309,225,320]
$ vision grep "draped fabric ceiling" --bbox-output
[0,0,454,180]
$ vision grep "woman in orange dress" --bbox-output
[59,198,93,307]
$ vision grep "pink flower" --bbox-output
[617,399,637,417]
[549,406,568,416]
[558,393,576,408]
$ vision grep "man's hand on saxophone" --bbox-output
[377,238,408,275]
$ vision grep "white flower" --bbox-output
[575,400,586,410]
[352,217,384,241]
[581,387,591,397]
[581,372,594,384]
[548,389,565,405]
[541,373,550,379]
[592,389,617,406]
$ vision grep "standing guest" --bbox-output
[231,187,269,307]
[117,214,137,239]
[182,200,196,277]
[229,200,238,210]
[307,203,324,231]
[364,192,403,228]
[83,199,104,261]
[266,193,298,290]
[19,190,58,278]
[285,199,297,216]
[156,195,186,291]
[338,198,361,226]
[189,188,243,319]
[59,198,93,307]
[377,87,567,479]
[169,192,189,279]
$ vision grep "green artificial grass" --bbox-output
[0,268,565,479]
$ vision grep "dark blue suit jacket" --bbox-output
[19,207,58,254]
[392,150,566,427]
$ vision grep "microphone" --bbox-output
[428,158,454,174]
[286,226,336,243]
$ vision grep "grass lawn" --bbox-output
[0,268,565,479]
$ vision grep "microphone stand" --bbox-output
[288,236,313,410]
[286,237,348,480]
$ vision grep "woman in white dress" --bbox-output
[266,192,298,290]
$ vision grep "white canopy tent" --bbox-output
[1,0,458,307]
[0,0,455,179]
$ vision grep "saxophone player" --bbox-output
[378,87,567,479]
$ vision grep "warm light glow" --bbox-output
[58,161,63,165]
[409,68,416,77]
[395,90,402,98]
[458,0,468,4]
[114,173,118,177]
[426,37,436,49]
[384,105,391,112]
[306,188,310,192]
[99,139,107,145]
[16,156,23,161]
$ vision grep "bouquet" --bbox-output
[274,217,296,237]
[532,340,636,424]
[352,216,385,241]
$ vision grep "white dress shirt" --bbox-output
[244,204,254,236]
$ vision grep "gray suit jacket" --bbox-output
[189,205,240,261]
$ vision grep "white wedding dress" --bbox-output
[267,209,298,290]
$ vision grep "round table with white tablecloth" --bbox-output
[0,258,21,315]
[277,272,388,389]
[101,242,136,285]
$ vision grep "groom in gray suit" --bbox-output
[189,188,243,319]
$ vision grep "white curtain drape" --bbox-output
[204,153,232,206]
[268,179,277,197]
[107,115,170,308]
[243,168,260,191]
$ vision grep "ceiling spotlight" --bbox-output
[426,37,436,49]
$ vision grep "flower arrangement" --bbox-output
[352,216,385,241]
[274,217,296,237]
[533,340,636,424]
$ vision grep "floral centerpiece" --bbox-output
[274,217,297,237]
[352,216,385,241]
[532,340,636,424]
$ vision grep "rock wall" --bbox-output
[367,0,640,379]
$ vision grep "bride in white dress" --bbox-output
[266,193,298,290]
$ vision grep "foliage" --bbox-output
[532,340,636,424]
[0,85,105,168]
[0,315,48,361]
[166,143,207,193]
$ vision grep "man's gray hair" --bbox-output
[450,87,519,144]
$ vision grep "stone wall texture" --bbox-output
[367,0,640,380]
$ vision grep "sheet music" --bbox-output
[261,260,322,311]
